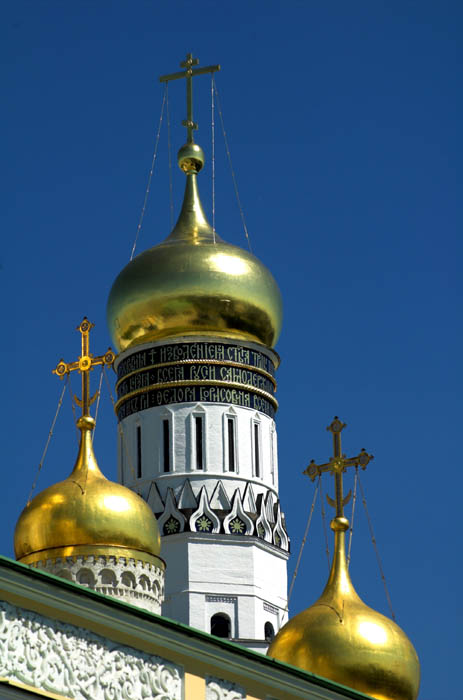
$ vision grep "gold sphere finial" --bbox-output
[330,515,349,531]
[178,142,205,173]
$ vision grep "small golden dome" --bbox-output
[107,148,282,352]
[15,416,161,566]
[268,517,420,700]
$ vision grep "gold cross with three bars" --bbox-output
[159,53,220,143]
[53,318,116,418]
[304,417,374,519]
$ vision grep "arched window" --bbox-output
[210,613,231,639]
[264,621,275,642]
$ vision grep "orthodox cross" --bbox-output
[159,53,220,143]
[53,318,115,417]
[304,417,373,518]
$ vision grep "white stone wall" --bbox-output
[115,337,288,650]
[161,533,288,647]
[119,402,279,499]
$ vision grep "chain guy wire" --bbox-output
[130,85,167,261]
[211,74,216,242]
[166,82,174,229]
[358,473,396,620]
[91,365,105,442]
[212,77,252,253]
[103,367,137,482]
[347,466,359,568]
[27,380,68,505]
[67,370,79,441]
[287,480,319,608]
[318,474,331,571]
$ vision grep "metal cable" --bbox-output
[130,85,167,261]
[212,77,252,252]
[358,473,396,620]
[27,381,68,505]
[319,474,331,571]
[211,74,216,243]
[166,82,174,229]
[67,371,79,441]
[103,367,137,481]
[91,366,105,442]
[287,482,319,607]
[347,467,359,568]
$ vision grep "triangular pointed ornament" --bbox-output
[242,482,257,516]
[147,482,164,514]
[177,479,198,510]
[210,480,231,511]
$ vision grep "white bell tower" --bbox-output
[107,54,289,652]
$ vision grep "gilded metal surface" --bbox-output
[109,57,281,351]
[113,378,279,414]
[107,171,283,351]
[159,53,220,145]
[15,415,161,562]
[15,320,161,565]
[268,418,420,700]
[53,318,115,414]
[304,417,373,518]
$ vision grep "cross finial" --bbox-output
[53,318,115,419]
[159,53,220,143]
[303,417,373,519]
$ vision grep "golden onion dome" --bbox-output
[107,143,282,352]
[15,416,161,566]
[268,516,420,700]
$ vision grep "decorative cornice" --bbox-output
[150,481,290,551]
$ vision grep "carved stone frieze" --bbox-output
[0,600,182,699]
[206,676,246,700]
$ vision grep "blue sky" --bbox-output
[2,2,460,698]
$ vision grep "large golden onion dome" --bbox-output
[15,415,162,566]
[267,516,420,700]
[107,143,282,352]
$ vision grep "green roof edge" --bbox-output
[0,554,372,700]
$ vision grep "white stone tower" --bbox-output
[107,54,289,651]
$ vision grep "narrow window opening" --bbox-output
[264,621,275,642]
[211,613,231,639]
[163,419,170,472]
[195,416,203,470]
[254,423,260,477]
[227,418,235,472]
[136,426,142,478]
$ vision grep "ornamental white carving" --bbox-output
[206,676,246,700]
[223,491,254,536]
[206,596,237,604]
[0,600,182,700]
[35,554,164,614]
[190,486,221,533]
[158,487,187,535]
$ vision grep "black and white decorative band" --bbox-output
[116,384,277,421]
[117,341,276,380]
[115,340,278,420]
